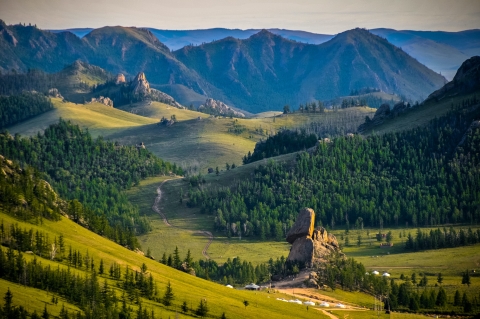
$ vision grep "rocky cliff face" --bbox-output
[198,98,245,117]
[286,208,341,267]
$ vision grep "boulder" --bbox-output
[286,208,315,244]
[287,236,314,263]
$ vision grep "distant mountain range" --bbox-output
[50,27,480,80]
[0,20,449,112]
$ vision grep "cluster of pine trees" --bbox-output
[188,99,480,239]
[405,227,480,251]
[297,101,325,113]
[0,92,53,129]
[0,157,61,222]
[0,120,183,248]
[0,245,163,319]
[158,247,302,286]
[242,129,318,164]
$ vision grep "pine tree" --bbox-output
[162,281,174,306]
[462,270,471,286]
[173,246,181,269]
[3,288,13,317]
[437,273,443,284]
[99,259,104,275]
[454,290,461,306]
[181,301,188,313]
[195,299,208,317]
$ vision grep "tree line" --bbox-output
[242,129,318,164]
[0,92,53,129]
[0,120,183,249]
[405,227,480,251]
[187,98,480,240]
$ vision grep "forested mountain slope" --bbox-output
[0,120,182,248]
[187,97,480,239]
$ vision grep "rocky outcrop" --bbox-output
[357,102,410,132]
[48,88,63,99]
[425,56,480,103]
[131,72,150,96]
[286,208,315,244]
[198,98,245,117]
[286,208,342,267]
[129,72,184,108]
[88,96,114,107]
[115,73,126,84]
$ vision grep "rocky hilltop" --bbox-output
[130,72,184,109]
[286,208,342,267]
[198,98,245,117]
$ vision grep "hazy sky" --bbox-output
[1,0,479,33]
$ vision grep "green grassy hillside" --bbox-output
[7,98,157,137]
[362,92,478,135]
[0,211,329,319]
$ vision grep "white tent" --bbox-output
[372,270,380,275]
[319,301,330,307]
[304,301,316,306]
[225,285,233,288]
[244,283,260,290]
[335,303,346,308]
[382,272,391,277]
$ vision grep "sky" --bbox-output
[1,0,480,33]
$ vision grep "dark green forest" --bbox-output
[188,98,480,240]
[242,130,318,164]
[0,92,53,129]
[0,120,183,248]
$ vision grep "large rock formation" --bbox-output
[131,72,151,96]
[129,72,184,109]
[286,208,341,266]
[198,98,245,117]
[286,208,315,244]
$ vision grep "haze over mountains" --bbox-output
[0,19,455,113]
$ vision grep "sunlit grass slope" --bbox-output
[7,98,157,137]
[108,106,375,172]
[0,278,81,317]
[0,212,328,319]
[362,92,479,135]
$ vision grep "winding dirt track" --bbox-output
[152,180,213,259]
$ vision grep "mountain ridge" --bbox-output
[0,22,446,113]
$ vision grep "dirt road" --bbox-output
[152,180,213,259]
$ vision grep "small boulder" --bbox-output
[286,208,315,244]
